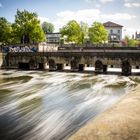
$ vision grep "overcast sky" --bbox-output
[0,0,140,37]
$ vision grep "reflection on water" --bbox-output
[0,70,139,140]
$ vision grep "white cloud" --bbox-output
[55,9,136,25]
[124,2,140,7]
[85,0,114,4]
[0,3,2,7]
[95,4,101,8]
[57,9,100,22]
[38,17,50,23]
[101,13,136,20]
[53,9,137,33]
[100,0,113,3]
[53,9,101,31]
[124,3,132,7]
[124,0,140,2]
[85,0,92,3]
[124,0,140,7]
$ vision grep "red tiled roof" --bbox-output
[103,21,123,27]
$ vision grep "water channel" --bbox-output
[0,70,140,140]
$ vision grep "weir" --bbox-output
[1,47,140,75]
[1,70,139,140]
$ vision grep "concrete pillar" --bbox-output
[44,63,49,70]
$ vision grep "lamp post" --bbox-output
[60,37,64,47]
[84,35,89,47]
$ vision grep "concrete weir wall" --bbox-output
[0,53,3,68]
[68,85,140,140]
[0,53,7,68]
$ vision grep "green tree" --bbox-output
[60,20,83,44]
[42,22,54,33]
[13,9,45,44]
[0,17,12,44]
[80,22,89,43]
[88,22,108,44]
[124,36,139,47]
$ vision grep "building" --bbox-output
[46,33,61,44]
[135,31,140,41]
[103,21,123,43]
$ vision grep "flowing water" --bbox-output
[0,70,140,140]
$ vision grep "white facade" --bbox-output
[103,21,123,42]
[106,27,122,41]
[46,33,61,44]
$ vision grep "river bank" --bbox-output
[68,85,140,140]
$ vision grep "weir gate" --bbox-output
[1,47,140,75]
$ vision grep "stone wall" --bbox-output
[7,51,140,66]
[2,50,140,75]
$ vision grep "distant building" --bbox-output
[135,31,140,41]
[46,33,61,44]
[103,21,123,43]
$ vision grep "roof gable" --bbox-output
[103,21,123,28]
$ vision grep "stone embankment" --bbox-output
[69,85,140,140]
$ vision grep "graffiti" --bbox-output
[2,45,38,53]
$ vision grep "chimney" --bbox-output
[132,34,134,39]
[135,31,137,39]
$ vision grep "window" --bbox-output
[118,30,120,33]
[110,29,113,34]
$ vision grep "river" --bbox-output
[0,70,140,140]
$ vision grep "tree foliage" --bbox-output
[42,22,54,33]
[88,22,108,44]
[123,36,139,47]
[13,9,45,44]
[60,20,83,44]
[0,17,12,44]
[80,22,89,43]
